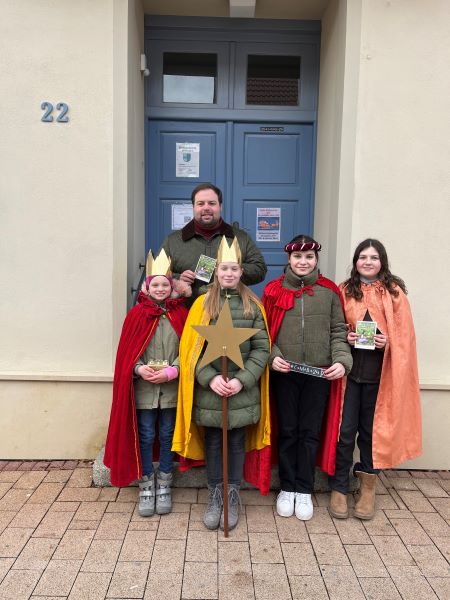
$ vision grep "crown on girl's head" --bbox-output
[145,248,172,278]
[217,236,242,265]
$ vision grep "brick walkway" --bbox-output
[0,463,449,599]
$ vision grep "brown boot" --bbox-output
[329,490,349,519]
[354,471,376,520]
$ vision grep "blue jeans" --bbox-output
[137,408,176,476]
[204,426,246,487]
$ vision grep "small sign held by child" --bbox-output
[355,321,377,350]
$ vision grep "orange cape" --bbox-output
[341,282,422,468]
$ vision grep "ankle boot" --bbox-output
[138,474,155,517]
[220,484,241,531]
[354,471,376,520]
[156,470,173,515]
[203,484,223,530]
[329,490,349,519]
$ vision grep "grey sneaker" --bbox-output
[203,484,223,530]
[156,470,173,515]
[138,474,155,517]
[220,484,241,531]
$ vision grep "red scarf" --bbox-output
[262,274,344,475]
[104,293,188,486]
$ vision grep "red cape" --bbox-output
[262,274,344,475]
[104,293,188,487]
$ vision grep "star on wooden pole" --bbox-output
[192,299,260,370]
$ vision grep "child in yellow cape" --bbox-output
[172,236,271,532]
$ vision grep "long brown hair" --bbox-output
[344,239,407,300]
[203,273,261,320]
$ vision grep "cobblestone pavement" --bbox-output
[0,462,449,599]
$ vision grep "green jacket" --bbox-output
[270,267,353,373]
[193,291,270,429]
[162,219,267,304]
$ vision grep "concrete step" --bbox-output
[93,447,357,492]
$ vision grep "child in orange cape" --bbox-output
[329,239,422,520]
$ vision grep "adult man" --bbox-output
[161,183,267,303]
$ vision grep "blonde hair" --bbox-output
[203,273,260,320]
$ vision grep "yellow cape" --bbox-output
[172,295,271,459]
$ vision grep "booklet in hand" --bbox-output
[355,321,377,350]
[195,255,217,283]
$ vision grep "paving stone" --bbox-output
[33,559,82,596]
[309,534,349,566]
[406,544,450,577]
[186,529,217,562]
[281,542,320,576]
[107,561,149,598]
[246,505,276,533]
[333,517,371,544]
[345,543,388,576]
[252,563,291,600]
[319,565,365,600]
[52,529,95,560]
[0,462,9,471]
[274,513,308,542]
[58,487,101,502]
[429,497,450,519]
[128,520,159,531]
[413,479,449,497]
[97,487,119,502]
[376,477,389,494]
[197,488,209,504]
[14,537,58,570]
[116,487,138,503]
[239,490,276,506]
[145,571,183,600]
[3,462,23,471]
[413,511,450,538]
[0,527,33,557]
[374,494,399,510]
[94,512,130,540]
[0,568,41,599]
[397,490,435,512]
[28,482,65,504]
[171,487,198,503]
[363,510,397,536]
[118,529,156,562]
[48,501,80,513]
[384,509,414,519]
[33,509,73,538]
[249,532,283,563]
[63,461,79,470]
[67,571,111,600]
[391,478,419,491]
[314,492,331,506]
[371,535,415,566]
[0,472,22,484]
[66,468,93,488]
[13,471,47,489]
[182,561,218,599]
[48,460,66,469]
[69,520,101,530]
[388,565,438,600]
[427,577,450,600]
[217,511,249,541]
[390,516,432,544]
[0,512,15,535]
[0,483,13,500]
[433,536,450,562]
[438,479,450,493]
[438,471,450,479]
[218,540,251,574]
[388,489,409,510]
[425,471,441,479]
[131,504,160,522]
[289,575,328,600]
[358,577,402,599]
[81,539,122,573]
[43,469,74,484]
[33,461,50,470]
[0,557,14,584]
[305,507,336,534]
[0,489,32,512]
[150,539,185,573]
[156,512,188,539]
[171,501,190,513]
[74,501,108,522]
[9,502,50,528]
[219,572,255,600]
[106,502,135,514]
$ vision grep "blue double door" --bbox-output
[147,120,314,296]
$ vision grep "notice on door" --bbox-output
[172,204,193,230]
[256,207,281,242]
[176,143,200,178]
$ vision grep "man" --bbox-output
[161,183,267,303]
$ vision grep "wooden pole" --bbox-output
[221,349,229,538]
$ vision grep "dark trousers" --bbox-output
[273,371,330,494]
[329,378,380,494]
[204,426,246,487]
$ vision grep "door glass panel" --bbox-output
[246,55,300,106]
[163,52,217,103]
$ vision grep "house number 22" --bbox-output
[41,102,69,123]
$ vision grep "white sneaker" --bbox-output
[295,493,314,520]
[276,490,295,517]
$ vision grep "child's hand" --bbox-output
[227,378,243,396]
[209,375,231,396]
[324,362,345,380]
[374,333,388,349]
[137,365,156,381]
[272,357,291,373]
[347,331,358,346]
[147,369,169,384]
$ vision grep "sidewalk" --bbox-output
[0,462,449,600]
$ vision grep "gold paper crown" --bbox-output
[145,248,172,278]
[217,236,242,265]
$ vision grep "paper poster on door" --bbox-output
[256,208,281,242]
[176,143,200,178]
[171,204,193,230]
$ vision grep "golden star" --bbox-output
[192,299,260,370]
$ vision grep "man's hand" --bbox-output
[272,357,291,373]
[324,362,345,380]
[180,270,196,284]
